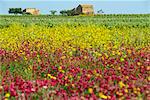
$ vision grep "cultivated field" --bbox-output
[0,15,150,99]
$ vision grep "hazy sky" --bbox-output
[0,0,149,14]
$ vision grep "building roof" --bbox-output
[79,4,93,8]
[24,8,39,10]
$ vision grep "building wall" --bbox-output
[82,7,94,15]
[24,8,40,15]
[76,5,82,15]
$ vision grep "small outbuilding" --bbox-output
[23,8,40,15]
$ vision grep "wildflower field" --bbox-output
[0,15,150,99]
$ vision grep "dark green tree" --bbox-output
[8,8,22,14]
[60,9,75,16]
[60,10,67,16]
[50,10,57,15]
[66,10,74,16]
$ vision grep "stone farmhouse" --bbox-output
[23,8,40,15]
[72,4,94,15]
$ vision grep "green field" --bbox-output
[0,14,150,27]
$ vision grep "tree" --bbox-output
[60,10,67,16]
[66,10,72,16]
[50,10,57,15]
[8,8,22,15]
[97,9,104,14]
[60,10,75,16]
[66,10,75,16]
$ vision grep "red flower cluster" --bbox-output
[0,43,149,99]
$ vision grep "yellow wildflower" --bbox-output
[117,67,121,70]
[137,88,140,91]
[88,88,93,94]
[72,84,75,87]
[124,55,127,58]
[112,51,115,55]
[125,76,129,79]
[58,66,62,70]
[47,74,51,77]
[65,84,68,86]
[119,81,125,88]
[93,70,97,74]
[38,59,41,63]
[5,93,10,98]
[61,70,65,73]
[124,89,128,93]
[134,90,137,94]
[28,65,32,70]
[127,49,132,54]
[120,57,124,62]
[99,92,107,99]
[116,91,123,96]
[61,56,66,59]
[58,66,65,73]
[117,51,121,55]
[102,56,105,60]
[24,57,27,60]
[137,62,141,66]
[84,56,87,59]
[47,74,56,80]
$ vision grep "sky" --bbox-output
[0,0,149,14]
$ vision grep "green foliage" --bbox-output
[50,10,57,15]
[60,10,67,15]
[60,10,75,16]
[0,14,149,28]
[8,8,22,14]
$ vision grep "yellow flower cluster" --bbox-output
[0,23,149,52]
[58,66,65,73]
[99,92,108,99]
[119,81,126,88]
[47,74,56,80]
